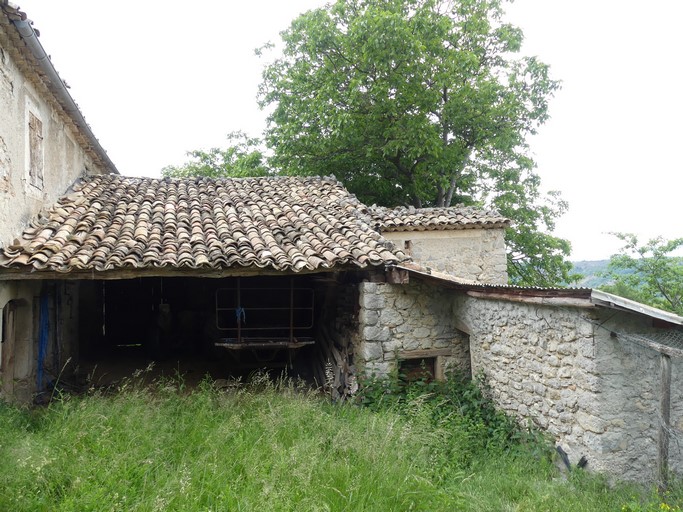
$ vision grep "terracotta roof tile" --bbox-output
[0,175,406,274]
[371,205,510,232]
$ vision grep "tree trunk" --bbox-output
[444,175,457,207]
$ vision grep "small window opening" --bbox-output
[404,240,412,255]
[399,357,435,383]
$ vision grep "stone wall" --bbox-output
[355,280,470,379]
[355,275,683,482]
[381,228,507,284]
[453,294,603,469]
[454,295,683,482]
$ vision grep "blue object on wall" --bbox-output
[36,293,49,392]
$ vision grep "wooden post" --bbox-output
[236,278,241,343]
[289,278,294,344]
[659,352,672,492]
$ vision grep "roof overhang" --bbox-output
[590,289,683,326]
[0,2,118,173]
[0,263,377,281]
[396,264,683,325]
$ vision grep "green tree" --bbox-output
[162,131,269,179]
[258,0,573,286]
[601,233,683,315]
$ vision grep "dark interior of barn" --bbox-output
[75,274,355,388]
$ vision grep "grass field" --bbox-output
[0,373,680,511]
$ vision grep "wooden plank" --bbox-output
[618,334,683,359]
[215,341,314,350]
[0,304,16,396]
[0,266,345,281]
[398,348,452,359]
[659,353,672,492]
[466,290,593,308]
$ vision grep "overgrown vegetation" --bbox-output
[0,373,679,511]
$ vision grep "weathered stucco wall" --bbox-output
[0,280,42,401]
[593,312,683,481]
[0,280,80,402]
[355,280,471,379]
[0,28,110,246]
[381,228,508,284]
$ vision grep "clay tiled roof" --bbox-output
[371,206,510,232]
[0,175,406,275]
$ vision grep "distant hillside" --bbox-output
[570,260,612,288]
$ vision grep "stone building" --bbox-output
[355,266,683,482]
[371,205,509,284]
[1,1,682,486]
[0,2,116,400]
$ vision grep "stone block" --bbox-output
[577,338,595,358]
[382,339,402,354]
[403,338,420,351]
[576,411,606,434]
[394,323,413,334]
[362,282,378,294]
[360,342,383,362]
[360,309,380,327]
[413,327,430,339]
[380,308,404,327]
[394,293,417,309]
[361,291,385,310]
[432,338,451,349]
[363,325,390,342]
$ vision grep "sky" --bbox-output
[14,0,683,261]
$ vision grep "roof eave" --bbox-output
[590,289,683,326]
[3,3,118,174]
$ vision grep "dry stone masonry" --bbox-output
[356,280,470,380]
[356,276,683,483]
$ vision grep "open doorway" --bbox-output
[76,274,355,388]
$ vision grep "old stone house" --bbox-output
[1,1,683,485]
[0,1,116,399]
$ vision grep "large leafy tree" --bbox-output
[601,233,683,315]
[162,132,270,179]
[258,0,573,285]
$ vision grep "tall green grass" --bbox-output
[0,373,679,511]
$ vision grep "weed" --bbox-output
[0,374,681,510]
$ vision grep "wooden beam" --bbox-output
[659,353,672,493]
[398,348,452,359]
[0,266,348,281]
[617,334,683,359]
[466,290,593,308]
